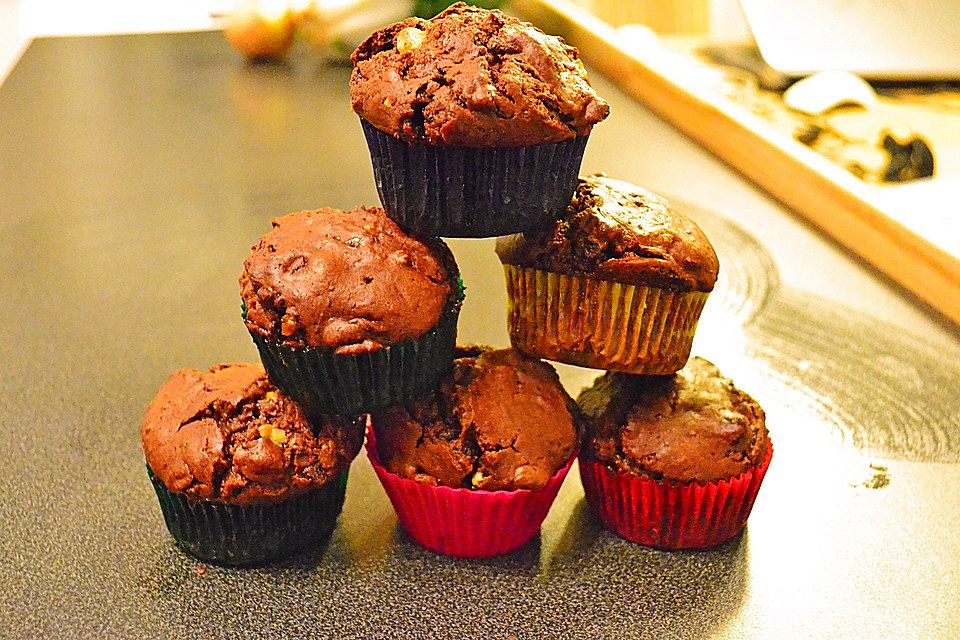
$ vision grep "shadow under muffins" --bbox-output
[543,502,752,638]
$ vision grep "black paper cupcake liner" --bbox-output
[147,467,349,566]
[250,303,460,417]
[361,120,589,238]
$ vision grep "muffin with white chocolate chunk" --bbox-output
[141,363,362,565]
[349,3,609,237]
[366,346,583,557]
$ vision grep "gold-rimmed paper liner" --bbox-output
[503,266,709,374]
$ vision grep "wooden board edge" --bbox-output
[510,0,960,325]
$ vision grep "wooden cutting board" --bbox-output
[511,0,960,326]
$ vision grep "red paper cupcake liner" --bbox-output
[579,441,773,550]
[366,426,575,558]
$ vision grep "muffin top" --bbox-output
[240,207,457,353]
[496,175,719,291]
[350,3,609,146]
[141,364,363,505]
[373,346,581,491]
[578,357,768,483]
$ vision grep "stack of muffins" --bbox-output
[495,175,773,550]
[140,3,771,566]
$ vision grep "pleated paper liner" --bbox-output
[365,425,575,558]
[147,466,349,566]
[503,265,710,374]
[579,441,773,550]
[249,303,460,417]
[361,119,588,238]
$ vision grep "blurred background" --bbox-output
[0,0,751,82]
[2,0,956,319]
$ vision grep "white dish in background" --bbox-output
[740,0,960,80]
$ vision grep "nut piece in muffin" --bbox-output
[141,363,362,505]
[578,357,768,483]
[372,346,581,491]
[350,2,608,147]
[496,174,719,374]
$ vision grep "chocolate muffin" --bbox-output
[366,346,582,557]
[240,206,462,415]
[141,363,363,565]
[351,3,607,146]
[349,3,609,237]
[373,346,580,491]
[496,174,719,374]
[578,357,767,482]
[577,357,773,549]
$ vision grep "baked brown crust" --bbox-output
[578,357,768,482]
[496,175,719,291]
[240,207,455,354]
[349,3,608,146]
[141,364,362,505]
[373,346,581,491]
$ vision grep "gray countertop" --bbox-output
[1,31,958,639]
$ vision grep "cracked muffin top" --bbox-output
[240,207,458,354]
[141,363,363,505]
[578,357,768,483]
[496,174,719,291]
[372,346,581,491]
[349,2,608,146]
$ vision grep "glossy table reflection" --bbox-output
[1,31,959,639]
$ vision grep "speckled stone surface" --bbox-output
[1,31,960,639]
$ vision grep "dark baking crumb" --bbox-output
[853,463,890,490]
